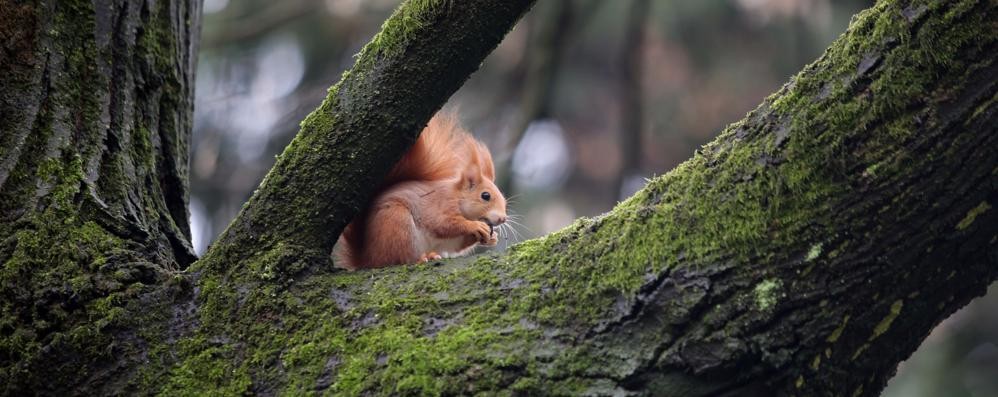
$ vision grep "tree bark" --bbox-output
[2,0,997,396]
[1,0,199,393]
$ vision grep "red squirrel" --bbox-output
[336,113,508,269]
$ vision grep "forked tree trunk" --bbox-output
[1,0,996,395]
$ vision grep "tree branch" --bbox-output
[178,0,996,395]
[199,0,538,271]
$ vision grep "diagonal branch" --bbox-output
[199,0,539,271]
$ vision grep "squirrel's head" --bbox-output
[457,173,507,227]
[456,140,507,227]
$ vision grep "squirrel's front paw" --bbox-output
[483,226,498,247]
[470,222,492,244]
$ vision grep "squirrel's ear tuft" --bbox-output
[476,142,496,181]
[457,136,485,189]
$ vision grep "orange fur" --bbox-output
[336,113,507,269]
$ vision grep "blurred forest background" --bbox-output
[192,1,997,395]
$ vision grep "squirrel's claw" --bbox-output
[419,252,442,263]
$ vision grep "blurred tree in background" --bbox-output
[192,1,997,395]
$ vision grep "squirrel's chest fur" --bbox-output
[414,229,474,258]
[386,180,476,258]
[410,187,476,258]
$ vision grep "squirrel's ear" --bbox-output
[458,165,482,189]
[458,139,484,189]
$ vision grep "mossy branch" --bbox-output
[181,0,997,395]
[198,0,538,274]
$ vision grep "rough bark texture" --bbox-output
[1,0,997,395]
[0,0,199,394]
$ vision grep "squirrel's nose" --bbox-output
[485,213,506,226]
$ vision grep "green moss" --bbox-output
[805,243,823,262]
[956,201,991,230]
[136,1,174,72]
[754,279,782,310]
[826,315,850,343]
[0,152,151,386]
[161,336,253,396]
[870,299,903,340]
[246,241,313,282]
[863,162,882,177]
[851,344,870,360]
[971,90,998,121]
[359,0,448,60]
[134,126,155,169]
[767,0,992,186]
[174,234,607,394]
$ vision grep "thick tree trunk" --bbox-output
[2,0,996,396]
[1,0,199,394]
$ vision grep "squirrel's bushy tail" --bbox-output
[383,114,464,185]
[336,113,466,268]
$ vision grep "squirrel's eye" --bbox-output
[481,191,491,201]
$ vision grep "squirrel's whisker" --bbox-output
[506,218,531,234]
[502,222,522,243]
